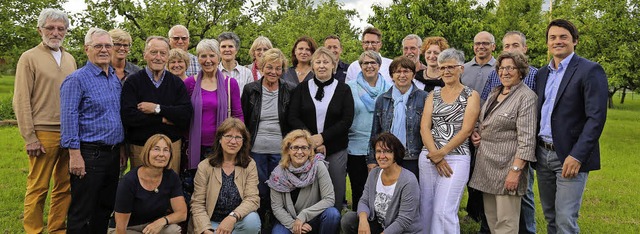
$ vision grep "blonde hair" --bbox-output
[279,129,315,168]
[311,47,338,73]
[249,36,273,60]
[140,134,173,169]
[257,48,287,74]
[108,28,132,44]
[168,48,190,69]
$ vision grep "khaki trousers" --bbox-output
[130,139,181,173]
[23,131,71,234]
[483,193,522,234]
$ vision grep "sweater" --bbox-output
[121,69,193,145]
[13,43,76,144]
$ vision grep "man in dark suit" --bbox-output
[535,19,608,234]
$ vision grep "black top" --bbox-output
[334,60,349,83]
[211,170,242,222]
[287,78,354,155]
[121,69,193,145]
[282,67,314,86]
[114,167,183,226]
[414,70,445,92]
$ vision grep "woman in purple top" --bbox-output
[183,39,244,201]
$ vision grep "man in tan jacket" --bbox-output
[12,8,76,234]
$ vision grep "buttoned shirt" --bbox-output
[145,67,166,88]
[185,53,201,77]
[538,52,575,143]
[461,57,496,93]
[480,66,537,101]
[60,61,124,149]
[220,60,253,94]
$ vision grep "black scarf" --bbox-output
[313,77,335,101]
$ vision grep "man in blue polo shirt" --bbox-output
[60,27,124,234]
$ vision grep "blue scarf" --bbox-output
[391,85,413,146]
[356,72,391,112]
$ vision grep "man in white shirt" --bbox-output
[345,27,393,84]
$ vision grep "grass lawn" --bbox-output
[0,94,638,232]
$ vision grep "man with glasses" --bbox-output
[121,36,192,174]
[323,35,349,82]
[169,25,200,77]
[13,8,76,234]
[345,27,393,84]
[461,31,497,94]
[61,27,124,234]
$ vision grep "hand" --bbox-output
[215,216,236,234]
[202,230,214,234]
[292,219,304,234]
[137,102,157,114]
[119,146,128,168]
[310,134,324,147]
[562,156,582,178]
[427,149,446,164]
[142,218,166,234]
[357,216,371,234]
[471,131,481,147]
[367,163,377,172]
[435,159,453,177]
[301,223,312,233]
[69,149,86,178]
[504,170,521,192]
[26,141,46,157]
[162,117,174,125]
[315,145,326,154]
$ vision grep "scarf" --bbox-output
[251,61,259,81]
[187,70,230,169]
[356,72,391,112]
[266,153,327,193]
[313,77,335,101]
[391,85,413,146]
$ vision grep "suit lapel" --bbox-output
[536,66,550,113]
[553,55,580,108]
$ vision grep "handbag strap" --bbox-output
[227,76,231,118]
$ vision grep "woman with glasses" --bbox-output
[268,129,340,234]
[419,48,480,233]
[245,36,273,81]
[370,56,427,178]
[341,133,422,234]
[346,50,392,210]
[287,47,354,211]
[108,29,141,84]
[414,36,448,92]
[468,51,537,233]
[283,36,317,86]
[190,118,261,234]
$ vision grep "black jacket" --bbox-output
[241,78,295,147]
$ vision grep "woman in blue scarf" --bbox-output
[346,50,391,210]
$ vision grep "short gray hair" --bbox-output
[168,25,189,37]
[217,32,240,48]
[437,48,465,65]
[38,8,70,29]
[84,28,111,46]
[503,31,527,47]
[402,34,422,48]
[475,31,495,44]
[145,36,170,52]
[358,50,382,66]
[196,39,221,57]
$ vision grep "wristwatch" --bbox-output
[229,211,239,221]
[510,166,522,172]
[154,104,161,114]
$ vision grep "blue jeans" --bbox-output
[272,207,340,234]
[211,211,261,234]
[519,166,536,234]
[250,152,281,204]
[536,146,588,234]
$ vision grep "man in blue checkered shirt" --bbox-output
[168,25,200,77]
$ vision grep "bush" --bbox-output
[0,93,15,120]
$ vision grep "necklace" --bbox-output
[296,67,310,76]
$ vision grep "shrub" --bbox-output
[0,93,15,120]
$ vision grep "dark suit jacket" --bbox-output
[287,78,354,155]
[535,55,608,172]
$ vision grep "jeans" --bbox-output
[341,211,384,234]
[272,207,340,234]
[67,144,120,234]
[251,152,281,232]
[211,211,261,234]
[519,166,536,234]
[536,146,588,234]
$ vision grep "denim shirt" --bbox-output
[369,85,428,164]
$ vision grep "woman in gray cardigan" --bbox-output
[267,129,340,234]
[341,133,422,234]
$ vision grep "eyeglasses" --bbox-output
[90,44,113,50]
[42,26,67,32]
[222,135,243,142]
[498,66,517,72]
[438,65,462,72]
[363,41,380,46]
[474,41,493,47]
[114,43,131,49]
[171,36,189,41]
[361,61,378,67]
[393,69,413,76]
[375,149,393,155]
[289,145,311,152]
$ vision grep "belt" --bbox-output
[538,139,555,151]
[81,142,120,151]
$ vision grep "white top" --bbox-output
[374,169,396,227]
[51,49,62,66]
[345,56,393,84]
[308,79,338,133]
[220,60,253,95]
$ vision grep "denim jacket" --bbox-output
[368,85,428,164]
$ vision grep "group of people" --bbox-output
[14,7,608,234]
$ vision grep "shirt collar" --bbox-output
[221,60,241,72]
[145,66,166,81]
[547,52,575,71]
[471,56,496,66]
[85,61,114,77]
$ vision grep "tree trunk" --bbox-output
[620,88,627,104]
[608,88,618,109]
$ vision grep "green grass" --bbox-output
[0,94,639,232]
[0,75,15,96]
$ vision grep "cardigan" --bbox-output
[190,159,260,234]
[287,78,354,155]
[469,81,538,195]
[358,167,422,234]
[121,69,193,145]
[270,163,334,231]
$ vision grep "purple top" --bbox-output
[184,76,244,146]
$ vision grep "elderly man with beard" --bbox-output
[402,34,427,72]
[121,36,193,174]
[14,8,76,234]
